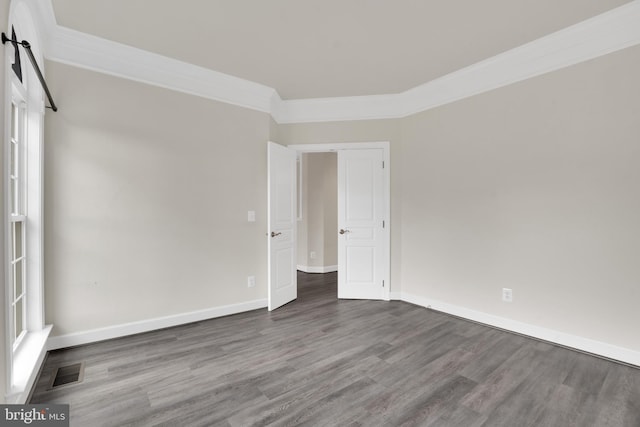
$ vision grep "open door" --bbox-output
[337,148,387,300]
[268,142,297,310]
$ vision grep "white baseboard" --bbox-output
[47,299,267,350]
[401,292,640,367]
[389,292,402,300]
[45,291,639,368]
[297,265,338,274]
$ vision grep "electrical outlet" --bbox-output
[502,288,513,303]
[310,251,316,259]
[247,276,255,288]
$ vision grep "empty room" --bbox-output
[2,0,640,425]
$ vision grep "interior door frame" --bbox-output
[287,141,391,301]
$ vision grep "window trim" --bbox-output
[3,0,49,403]
[8,87,27,353]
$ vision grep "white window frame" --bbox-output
[3,0,50,404]
[8,85,28,352]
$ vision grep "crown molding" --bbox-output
[271,92,403,124]
[276,0,640,123]
[35,0,640,123]
[39,0,276,114]
[398,0,640,118]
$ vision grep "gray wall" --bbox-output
[44,62,270,335]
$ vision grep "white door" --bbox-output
[338,149,387,300]
[268,142,297,310]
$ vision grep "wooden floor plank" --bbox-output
[30,271,640,426]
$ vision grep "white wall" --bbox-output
[321,154,337,269]
[297,152,337,272]
[400,45,640,353]
[44,62,270,336]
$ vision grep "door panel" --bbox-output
[268,142,297,310]
[338,149,385,300]
[346,246,375,282]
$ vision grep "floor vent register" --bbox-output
[48,362,85,389]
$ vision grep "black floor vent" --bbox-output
[49,362,85,389]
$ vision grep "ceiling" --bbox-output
[51,0,631,100]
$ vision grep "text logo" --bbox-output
[1,405,69,426]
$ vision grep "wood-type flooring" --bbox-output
[31,272,640,426]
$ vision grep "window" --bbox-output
[4,3,49,402]
[9,91,27,350]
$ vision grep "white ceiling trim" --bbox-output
[32,0,640,123]
[276,0,640,123]
[46,26,277,113]
[399,0,640,119]
[271,93,404,124]
[31,0,276,114]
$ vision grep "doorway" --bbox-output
[267,142,391,311]
[296,152,338,276]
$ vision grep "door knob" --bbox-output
[339,229,350,235]
[271,231,282,237]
